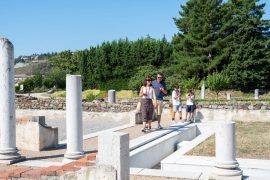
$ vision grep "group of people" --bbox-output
[139,72,195,133]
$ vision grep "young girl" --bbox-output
[185,89,195,122]
[171,84,182,121]
[139,76,157,132]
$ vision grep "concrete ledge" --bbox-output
[162,156,270,179]
[161,124,214,165]
[130,124,197,168]
[130,121,190,151]
[130,168,202,179]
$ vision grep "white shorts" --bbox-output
[173,104,182,112]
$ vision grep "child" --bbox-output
[185,89,195,122]
[171,84,182,121]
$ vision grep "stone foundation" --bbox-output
[15,95,270,112]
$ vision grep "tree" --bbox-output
[22,78,34,96]
[173,0,224,79]
[206,72,230,99]
[128,65,157,91]
[220,0,270,90]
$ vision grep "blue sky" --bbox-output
[0,0,269,57]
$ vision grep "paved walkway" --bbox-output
[0,111,175,171]
[16,110,131,140]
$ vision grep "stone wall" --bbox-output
[15,95,270,112]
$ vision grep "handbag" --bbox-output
[136,100,141,112]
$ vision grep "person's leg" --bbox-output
[185,105,190,121]
[172,105,177,121]
[178,104,182,120]
[157,100,163,129]
[190,105,195,122]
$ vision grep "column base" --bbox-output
[0,156,26,165]
[209,174,242,180]
[210,167,243,180]
[63,151,84,163]
[0,148,22,160]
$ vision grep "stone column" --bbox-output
[0,38,22,163]
[255,89,259,100]
[201,82,205,99]
[98,132,129,180]
[64,75,84,161]
[108,90,116,104]
[226,92,231,100]
[211,121,242,179]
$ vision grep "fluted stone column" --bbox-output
[108,90,116,104]
[211,121,242,179]
[0,38,23,163]
[64,75,84,161]
[255,89,259,100]
[201,83,205,99]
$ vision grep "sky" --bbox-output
[0,0,269,57]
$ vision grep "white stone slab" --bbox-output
[162,156,270,179]
[130,124,197,168]
[137,168,202,179]
[130,167,143,174]
[130,122,190,151]
[15,160,63,167]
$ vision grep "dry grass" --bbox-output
[187,122,270,159]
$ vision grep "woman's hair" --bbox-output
[143,76,152,86]
[174,84,179,89]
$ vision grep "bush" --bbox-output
[206,72,230,99]
[43,67,66,89]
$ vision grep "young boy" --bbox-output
[171,84,182,121]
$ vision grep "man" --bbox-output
[152,72,167,129]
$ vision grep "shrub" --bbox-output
[206,72,230,99]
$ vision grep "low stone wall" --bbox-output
[15,95,270,112]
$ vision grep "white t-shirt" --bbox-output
[186,94,194,105]
[142,86,154,99]
[172,90,181,106]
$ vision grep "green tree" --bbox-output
[128,65,157,91]
[206,72,230,99]
[220,0,270,90]
[173,0,224,79]
[43,67,66,89]
[22,78,34,96]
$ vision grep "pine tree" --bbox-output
[221,0,270,90]
[173,0,224,79]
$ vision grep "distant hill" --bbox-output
[15,52,57,64]
[15,60,50,75]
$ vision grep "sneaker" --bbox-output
[158,124,163,129]
[141,128,147,133]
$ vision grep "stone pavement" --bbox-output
[0,112,176,171]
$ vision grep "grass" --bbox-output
[187,122,270,159]
[116,90,138,98]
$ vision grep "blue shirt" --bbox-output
[152,80,167,100]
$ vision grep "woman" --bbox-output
[139,76,157,132]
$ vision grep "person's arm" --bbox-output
[160,82,167,95]
[139,86,144,97]
[172,91,177,100]
[152,87,157,107]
